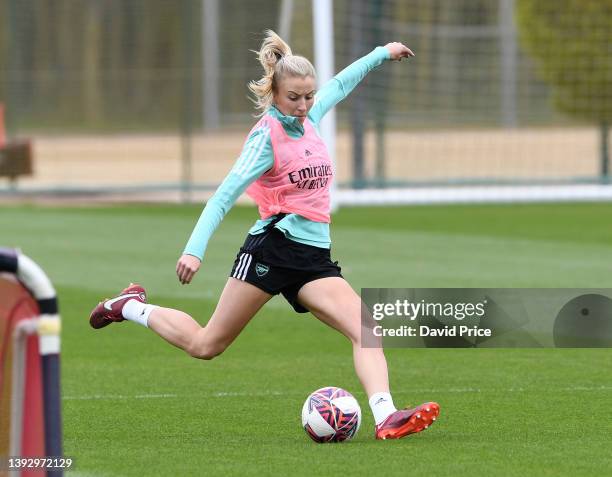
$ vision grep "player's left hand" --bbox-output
[385,42,415,61]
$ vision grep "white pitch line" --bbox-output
[63,393,179,401]
[62,385,612,401]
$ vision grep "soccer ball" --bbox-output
[301,386,361,443]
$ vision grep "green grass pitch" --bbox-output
[2,202,612,476]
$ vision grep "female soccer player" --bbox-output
[90,30,440,440]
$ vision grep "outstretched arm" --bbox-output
[177,126,274,284]
[309,42,414,124]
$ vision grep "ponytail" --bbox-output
[248,30,316,116]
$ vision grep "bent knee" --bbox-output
[347,331,362,347]
[186,340,227,361]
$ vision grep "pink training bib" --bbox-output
[246,114,332,223]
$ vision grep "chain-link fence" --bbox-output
[0,0,610,198]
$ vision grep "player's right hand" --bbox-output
[176,254,201,285]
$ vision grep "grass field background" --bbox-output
[2,202,612,476]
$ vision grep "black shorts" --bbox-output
[229,228,343,313]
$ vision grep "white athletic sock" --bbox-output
[121,299,156,328]
[369,392,397,425]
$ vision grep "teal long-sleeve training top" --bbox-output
[184,46,390,260]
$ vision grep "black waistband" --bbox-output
[242,213,288,252]
[263,213,287,231]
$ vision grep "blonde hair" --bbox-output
[248,30,316,115]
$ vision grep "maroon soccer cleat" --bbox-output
[375,402,440,440]
[89,283,147,329]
